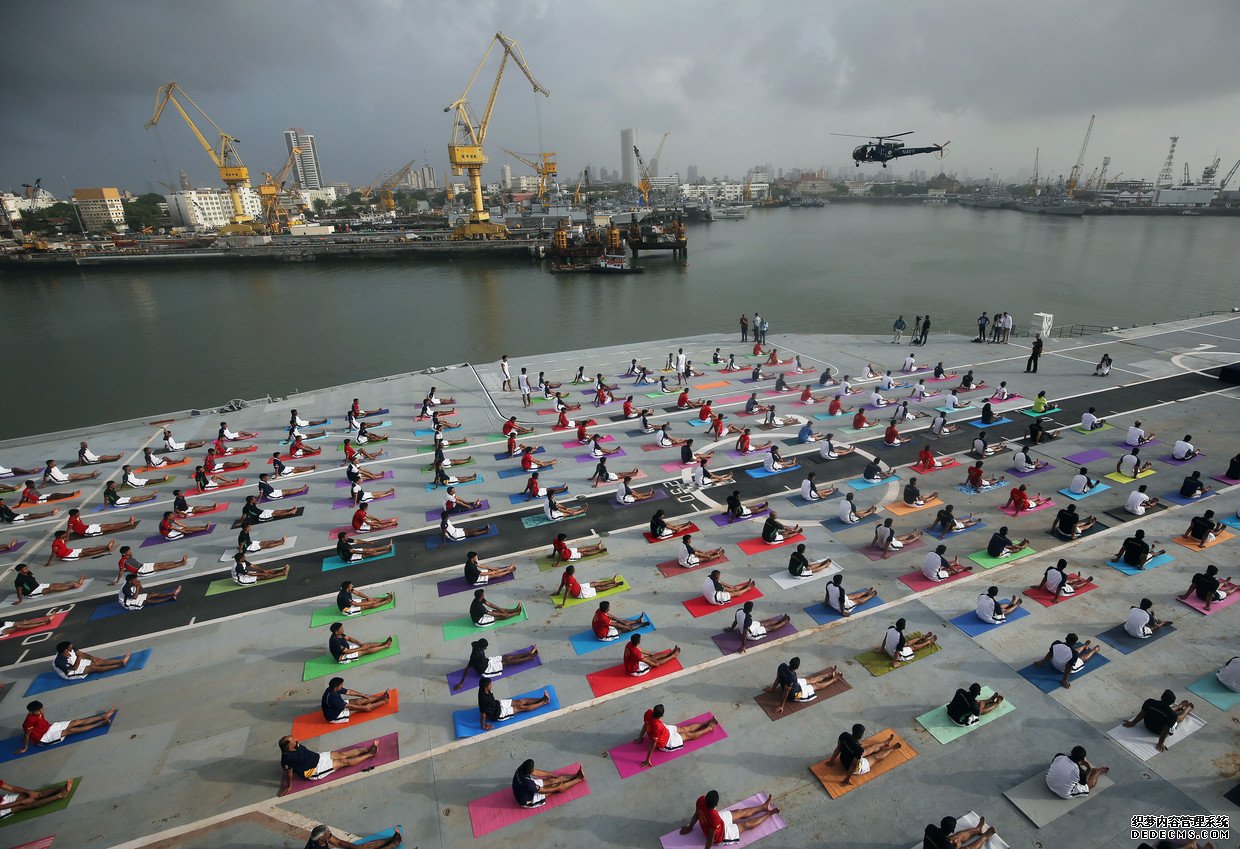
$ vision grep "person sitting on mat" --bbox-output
[680,789,781,846]
[922,544,971,582]
[862,458,891,484]
[1112,529,1164,569]
[735,428,770,455]
[1028,391,1053,414]
[1178,564,1237,612]
[511,758,585,807]
[193,466,241,492]
[160,429,204,453]
[851,409,880,430]
[118,573,181,610]
[352,502,398,533]
[915,445,947,471]
[923,815,998,849]
[880,422,907,447]
[1034,558,1092,602]
[649,509,691,540]
[788,543,836,577]
[19,480,78,505]
[53,640,130,680]
[761,511,801,543]
[0,777,77,819]
[1122,689,1195,753]
[1026,418,1060,445]
[432,459,477,489]
[727,491,769,521]
[502,416,535,438]
[237,521,286,555]
[656,424,689,449]
[43,459,97,485]
[551,532,606,563]
[825,574,877,616]
[828,723,905,784]
[926,412,955,438]
[76,442,122,466]
[592,600,649,642]
[976,586,1022,624]
[204,448,249,475]
[1035,633,1102,689]
[290,409,329,429]
[1125,420,1156,447]
[902,477,938,507]
[285,436,322,460]
[232,553,289,586]
[17,700,117,755]
[1051,503,1097,540]
[881,618,937,668]
[335,532,393,564]
[702,569,755,605]
[872,518,921,557]
[1045,745,1110,799]
[827,394,851,416]
[761,445,794,474]
[837,492,876,525]
[278,735,377,796]
[624,632,681,676]
[1215,656,1240,693]
[971,431,1008,458]
[678,534,725,569]
[0,614,56,638]
[634,704,719,767]
[1,495,59,523]
[674,388,704,410]
[555,564,623,608]
[44,529,115,564]
[66,507,136,538]
[615,475,655,504]
[964,461,1004,491]
[272,453,316,478]
[942,389,971,411]
[819,433,854,460]
[929,504,981,535]
[1181,510,1224,549]
[470,588,523,627]
[242,495,300,526]
[765,657,843,714]
[444,485,482,514]
[727,600,791,653]
[986,526,1029,560]
[13,563,86,605]
[1116,447,1153,478]
[1079,407,1106,431]
[328,622,392,665]
[1066,467,1101,496]
[1178,471,1211,500]
[258,473,308,503]
[908,378,940,401]
[800,385,829,406]
[1012,447,1049,473]
[441,511,492,544]
[462,551,515,587]
[1124,597,1172,639]
[336,581,392,615]
[1003,484,1050,516]
[1170,435,1200,461]
[798,473,835,503]
[524,472,567,502]
[946,682,1005,727]
[320,679,392,728]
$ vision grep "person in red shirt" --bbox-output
[352,503,398,532]
[18,481,77,506]
[351,398,384,419]
[551,531,605,563]
[591,599,648,641]
[340,439,378,464]
[827,395,850,417]
[752,341,766,357]
[675,389,704,410]
[205,448,248,474]
[519,447,556,471]
[212,436,254,458]
[634,704,719,768]
[111,545,188,585]
[554,410,574,430]
[735,428,771,455]
[1003,484,1051,515]
[157,511,211,541]
[965,461,1004,490]
[883,424,908,446]
[43,529,114,566]
[799,386,828,404]
[524,472,568,502]
[697,402,715,423]
[916,445,946,470]
[680,790,779,848]
[621,397,647,420]
[554,564,624,608]
[852,410,879,430]
[570,421,589,444]
[502,417,534,437]
[66,507,136,538]
[622,632,680,677]
[764,347,790,366]
[504,432,532,459]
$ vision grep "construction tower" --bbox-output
[1156,136,1178,188]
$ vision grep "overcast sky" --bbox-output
[4,0,1239,196]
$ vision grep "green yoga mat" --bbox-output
[303,637,400,681]
[421,458,476,474]
[552,577,629,608]
[854,635,941,677]
[442,608,529,641]
[205,572,289,595]
[0,776,81,829]
[310,595,396,628]
[535,550,608,573]
[916,687,1015,744]
[967,546,1035,570]
[1072,423,1115,434]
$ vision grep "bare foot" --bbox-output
[172,586,183,600]
[105,707,119,722]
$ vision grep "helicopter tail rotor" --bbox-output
[935,141,951,159]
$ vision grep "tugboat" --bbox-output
[588,253,645,275]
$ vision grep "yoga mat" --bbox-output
[442,608,528,642]
[424,524,498,550]
[1116,438,1161,450]
[194,479,246,494]
[0,777,81,830]
[437,571,513,597]
[1009,463,1055,478]
[0,711,115,763]
[885,497,942,516]
[423,476,483,493]
[493,447,543,462]
[1107,713,1206,761]
[521,511,589,530]
[24,649,152,697]
[562,436,613,449]
[821,513,881,533]
[967,546,1035,569]
[1224,514,1240,531]
[276,449,321,461]
[0,611,69,642]
[310,596,396,628]
[1046,520,1110,542]
[535,548,605,572]
[287,732,399,793]
[898,567,973,592]
[228,505,303,528]
[1186,671,1240,711]
[1210,474,1240,486]
[137,457,191,472]
[335,470,394,487]
[848,475,899,490]
[916,687,1014,744]
[809,729,916,798]
[332,491,395,510]
[644,523,699,543]
[1178,588,1240,615]
[609,712,727,778]
[205,572,288,596]
[948,603,1030,637]
[139,524,215,547]
[927,520,987,540]
[854,636,941,676]
[291,690,400,740]
[219,535,297,561]
[999,499,1055,516]
[1016,653,1111,693]
[683,586,762,617]
[303,638,400,682]
[1160,452,1202,466]
[1105,470,1156,483]
[803,594,884,624]
[569,617,656,655]
[693,381,730,391]
[905,811,1011,849]
[587,659,682,697]
[1019,407,1061,417]
[1105,553,1175,576]
[509,487,567,505]
[769,560,842,590]
[423,500,489,523]
[1171,529,1235,551]
[910,458,962,474]
[1102,504,1168,525]
[967,417,1011,427]
[1023,581,1098,607]
[468,762,587,839]
[744,464,802,479]
[786,490,842,506]
[613,488,667,510]
[1095,623,1176,655]
[736,533,805,555]
[88,597,181,621]
[0,579,96,611]
[552,577,630,608]
[1064,449,1111,464]
[1003,770,1113,828]
[575,449,627,463]
[753,672,851,721]
[710,621,798,655]
[321,546,396,572]
[447,646,542,693]
[656,556,727,578]
[812,413,847,421]
[1162,489,1215,506]
[498,465,541,480]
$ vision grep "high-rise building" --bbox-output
[620,129,640,186]
[501,163,512,190]
[686,164,699,183]
[420,164,436,191]
[72,187,127,230]
[283,129,323,190]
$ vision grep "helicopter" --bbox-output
[831,131,950,167]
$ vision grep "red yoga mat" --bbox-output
[1023,581,1098,607]
[910,458,961,474]
[656,555,727,578]
[468,763,589,838]
[193,478,247,494]
[587,658,683,697]
[291,690,400,739]
[682,586,763,618]
[181,502,228,517]
[736,533,805,555]
[898,567,973,593]
[643,522,700,543]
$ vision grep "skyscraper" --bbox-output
[283,129,322,190]
[419,164,437,191]
[620,129,640,186]
[501,163,512,190]
[686,164,699,183]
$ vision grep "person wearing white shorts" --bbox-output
[763,657,844,714]
[231,553,290,586]
[118,574,180,610]
[824,575,877,617]
[827,723,903,786]
[0,777,75,819]
[680,790,779,845]
[554,564,622,608]
[279,736,378,796]
[17,702,117,755]
[1035,633,1102,689]
[1045,746,1109,799]
[634,704,718,766]
[1123,598,1171,639]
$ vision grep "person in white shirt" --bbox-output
[871,518,921,556]
[818,435,854,460]
[975,586,1022,624]
[1034,632,1102,688]
[499,355,512,391]
[836,493,876,524]
[929,412,955,436]
[1034,559,1093,601]
[921,544,972,582]
[763,446,795,472]
[869,389,887,408]
[971,432,1008,457]
[616,476,655,504]
[1045,746,1109,799]
[692,458,734,488]
[1116,448,1153,478]
[1124,485,1160,516]
[726,601,791,653]
[989,381,1012,401]
[944,390,971,410]
[878,372,898,391]
[1079,407,1106,431]
[1171,435,1199,461]
[1125,421,1155,447]
[908,379,940,401]
[1122,598,1171,639]
[1069,467,1102,495]
[162,429,205,452]
[823,574,876,616]
[1011,448,1049,473]
[880,618,937,668]
[677,534,725,568]
[1001,312,1013,342]
[1217,656,1240,692]
[800,473,836,502]
[902,354,917,372]
[701,570,755,605]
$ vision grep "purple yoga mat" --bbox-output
[139,525,215,547]
[1116,439,1161,449]
[709,507,771,527]
[608,713,728,779]
[710,620,798,655]
[1010,463,1056,478]
[576,449,627,462]
[334,470,394,488]
[561,435,614,449]
[445,645,542,692]
[1064,449,1111,464]
[436,571,514,597]
[332,491,396,510]
[614,489,668,508]
[288,732,399,793]
[1211,474,1240,486]
[859,537,926,561]
[424,500,490,522]
[1160,454,1201,466]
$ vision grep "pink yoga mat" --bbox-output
[288,732,399,793]
[660,461,695,472]
[999,499,1054,517]
[608,713,727,779]
[469,763,588,838]
[576,449,627,462]
[659,793,786,849]
[1210,474,1240,486]
[332,491,396,510]
[898,567,973,592]
[1024,582,1098,607]
[709,507,770,527]
[656,555,727,578]
[859,537,926,561]
[683,586,762,617]
[736,534,804,556]
[1178,591,1240,615]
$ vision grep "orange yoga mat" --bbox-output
[808,728,917,798]
[291,690,400,739]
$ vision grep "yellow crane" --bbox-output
[501,148,557,201]
[634,145,653,206]
[572,171,585,206]
[146,82,253,226]
[376,161,417,213]
[1065,114,1095,199]
[444,32,549,239]
[258,146,300,233]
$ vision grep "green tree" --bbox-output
[123,193,166,230]
[312,198,328,215]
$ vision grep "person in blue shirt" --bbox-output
[797,421,826,443]
[278,735,377,796]
[321,677,392,724]
[511,758,586,808]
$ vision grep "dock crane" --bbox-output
[1065,114,1094,199]
[572,171,585,206]
[1220,160,1240,191]
[257,147,301,234]
[378,161,417,213]
[146,83,254,227]
[648,132,670,179]
[444,32,549,239]
[634,145,654,206]
[501,148,558,201]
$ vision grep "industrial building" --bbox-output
[72,187,128,230]
[165,187,263,230]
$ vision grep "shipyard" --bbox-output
[1,3,1238,849]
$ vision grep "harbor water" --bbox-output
[2,204,1235,439]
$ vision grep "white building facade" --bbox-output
[164,188,263,229]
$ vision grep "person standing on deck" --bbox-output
[740,314,749,342]
[1026,334,1044,373]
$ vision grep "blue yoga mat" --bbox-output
[425,524,498,550]
[1162,490,1215,506]
[820,513,880,532]
[452,685,560,738]
[926,521,988,540]
[423,476,483,493]
[949,603,1030,637]
[1105,553,1175,577]
[1017,654,1111,693]
[0,712,116,763]
[687,419,707,427]
[967,418,1012,428]
[322,546,397,572]
[803,595,883,625]
[1094,623,1176,655]
[1058,484,1111,501]
[25,648,153,697]
[848,475,899,491]
[568,617,656,655]
[744,464,801,479]
[497,467,537,480]
[89,600,142,621]
[492,447,544,461]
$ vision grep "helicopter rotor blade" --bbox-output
[829,133,878,139]
[877,131,915,140]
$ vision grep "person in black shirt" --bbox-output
[511,758,585,807]
[1226,452,1240,481]
[237,520,288,555]
[945,682,1005,727]
[258,473,309,503]
[826,723,903,786]
[462,550,516,586]
[760,511,802,543]
[928,504,981,535]
[1182,510,1224,549]
[1122,689,1196,752]
[763,656,842,714]
[327,622,392,664]
[862,459,890,483]
[725,490,769,521]
[170,489,211,519]
[1178,564,1238,612]
[649,509,692,540]
[902,477,938,507]
[100,481,156,509]
[451,639,540,691]
[478,677,551,732]
[278,735,377,797]
[1111,529,1164,569]
[304,822,403,849]
[787,543,835,578]
[1026,417,1060,445]
[335,532,393,564]
[1050,503,1097,540]
[241,495,300,525]
[923,815,996,849]
[986,526,1029,559]
[469,588,524,626]
[1178,471,1211,499]
[336,580,394,615]
[320,677,392,724]
[680,439,712,465]
[979,402,997,425]
[13,564,86,604]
